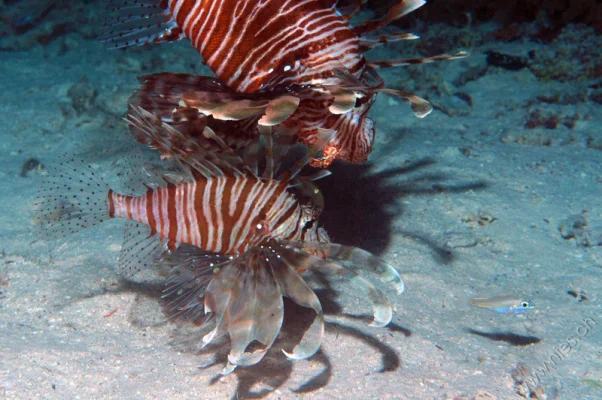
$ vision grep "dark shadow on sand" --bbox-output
[466,328,542,346]
[319,158,488,260]
[161,293,408,399]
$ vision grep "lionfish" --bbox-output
[35,107,404,373]
[101,0,467,167]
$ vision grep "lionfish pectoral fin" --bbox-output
[181,92,269,122]
[259,126,275,180]
[378,88,433,118]
[99,0,184,48]
[358,32,419,50]
[201,282,231,348]
[283,245,395,327]
[225,260,285,368]
[281,312,324,360]
[128,73,220,125]
[258,95,300,126]
[118,220,170,278]
[329,89,357,114]
[359,33,419,52]
[126,106,246,179]
[221,362,238,375]
[290,242,405,295]
[203,258,285,368]
[269,250,324,360]
[316,260,393,327]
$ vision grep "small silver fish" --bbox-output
[470,294,534,314]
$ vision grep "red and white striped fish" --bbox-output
[102,0,467,166]
[35,107,404,373]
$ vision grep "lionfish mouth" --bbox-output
[161,239,404,374]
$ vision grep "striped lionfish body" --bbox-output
[106,0,364,92]
[35,107,404,373]
[108,169,311,256]
[103,0,467,166]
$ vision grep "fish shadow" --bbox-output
[319,158,488,259]
[466,328,542,346]
[164,292,407,399]
[56,266,406,398]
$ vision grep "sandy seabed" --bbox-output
[0,13,601,400]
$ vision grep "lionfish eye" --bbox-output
[303,219,315,229]
[354,97,362,108]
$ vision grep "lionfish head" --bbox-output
[161,236,404,374]
[314,105,376,168]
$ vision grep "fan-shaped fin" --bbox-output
[283,241,404,294]
[258,95,300,126]
[126,106,246,178]
[160,244,228,323]
[329,89,357,114]
[180,91,299,127]
[378,88,433,118]
[319,261,392,327]
[118,220,169,278]
[99,0,185,48]
[201,253,285,373]
[359,32,419,52]
[281,246,394,327]
[269,249,324,360]
[260,126,275,180]
[225,255,285,367]
[34,154,110,241]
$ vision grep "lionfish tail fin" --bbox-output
[34,154,111,241]
[99,0,185,49]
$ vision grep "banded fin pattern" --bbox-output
[101,0,364,92]
[109,0,468,166]
[100,0,185,48]
[159,234,404,373]
[119,220,169,278]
